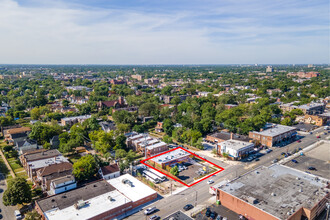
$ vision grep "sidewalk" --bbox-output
[0,150,15,178]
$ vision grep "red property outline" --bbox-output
[140,147,224,187]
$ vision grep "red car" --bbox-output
[316,136,320,138]
[296,140,301,143]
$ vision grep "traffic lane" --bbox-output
[0,174,16,220]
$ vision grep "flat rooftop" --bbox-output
[28,156,68,170]
[23,149,61,162]
[150,148,190,164]
[284,141,330,179]
[218,164,329,220]
[146,141,167,150]
[298,103,324,110]
[208,132,250,142]
[37,180,116,213]
[139,139,159,148]
[62,115,91,121]
[44,188,130,220]
[108,174,157,202]
[252,123,296,137]
[219,139,254,151]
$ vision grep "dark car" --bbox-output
[281,152,286,156]
[205,209,211,217]
[183,204,193,211]
[210,211,217,219]
[291,159,298,163]
[308,166,317,170]
[255,158,260,161]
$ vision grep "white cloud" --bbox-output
[0,0,328,64]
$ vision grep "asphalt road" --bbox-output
[127,127,330,219]
[0,173,16,220]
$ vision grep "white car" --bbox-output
[144,207,156,215]
[207,179,214,184]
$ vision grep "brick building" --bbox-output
[36,174,157,220]
[249,123,297,147]
[215,164,329,220]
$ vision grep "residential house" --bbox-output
[98,164,120,180]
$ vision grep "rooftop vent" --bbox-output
[108,196,113,201]
[271,192,276,196]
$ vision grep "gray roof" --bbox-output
[16,139,37,148]
[52,175,75,186]
[23,149,61,162]
[218,164,329,220]
[37,180,115,212]
[252,123,296,137]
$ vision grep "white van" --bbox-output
[14,210,22,220]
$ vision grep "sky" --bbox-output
[0,0,329,64]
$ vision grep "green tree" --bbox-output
[3,177,32,206]
[170,166,179,176]
[72,155,97,181]
[115,149,127,159]
[62,99,70,107]
[115,134,127,150]
[163,119,174,136]
[29,122,62,144]
[24,210,42,220]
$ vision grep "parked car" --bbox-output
[205,208,211,217]
[316,136,320,138]
[207,179,214,184]
[291,159,298,163]
[272,159,278,163]
[255,158,260,161]
[216,215,223,220]
[144,207,156,215]
[266,149,272,154]
[149,215,160,220]
[296,140,301,143]
[183,204,194,211]
[247,157,253,162]
[14,210,22,220]
[308,166,317,171]
[210,211,217,219]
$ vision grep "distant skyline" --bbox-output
[0,0,329,64]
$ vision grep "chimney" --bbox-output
[230,133,233,140]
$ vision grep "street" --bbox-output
[126,127,330,219]
[0,173,16,220]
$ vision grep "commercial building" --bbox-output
[215,164,329,220]
[296,115,326,126]
[131,74,143,81]
[249,123,297,147]
[266,66,274,72]
[217,140,255,160]
[61,115,91,126]
[36,174,157,220]
[279,102,325,115]
[108,174,157,209]
[35,180,132,220]
[206,132,250,144]
[150,148,191,168]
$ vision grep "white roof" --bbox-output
[127,134,144,141]
[44,190,130,220]
[252,123,296,137]
[28,156,68,170]
[151,148,190,164]
[146,141,167,150]
[140,139,159,148]
[108,174,157,202]
[133,137,152,145]
[62,115,91,121]
[219,140,254,151]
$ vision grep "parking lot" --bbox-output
[195,204,239,220]
[284,142,330,179]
